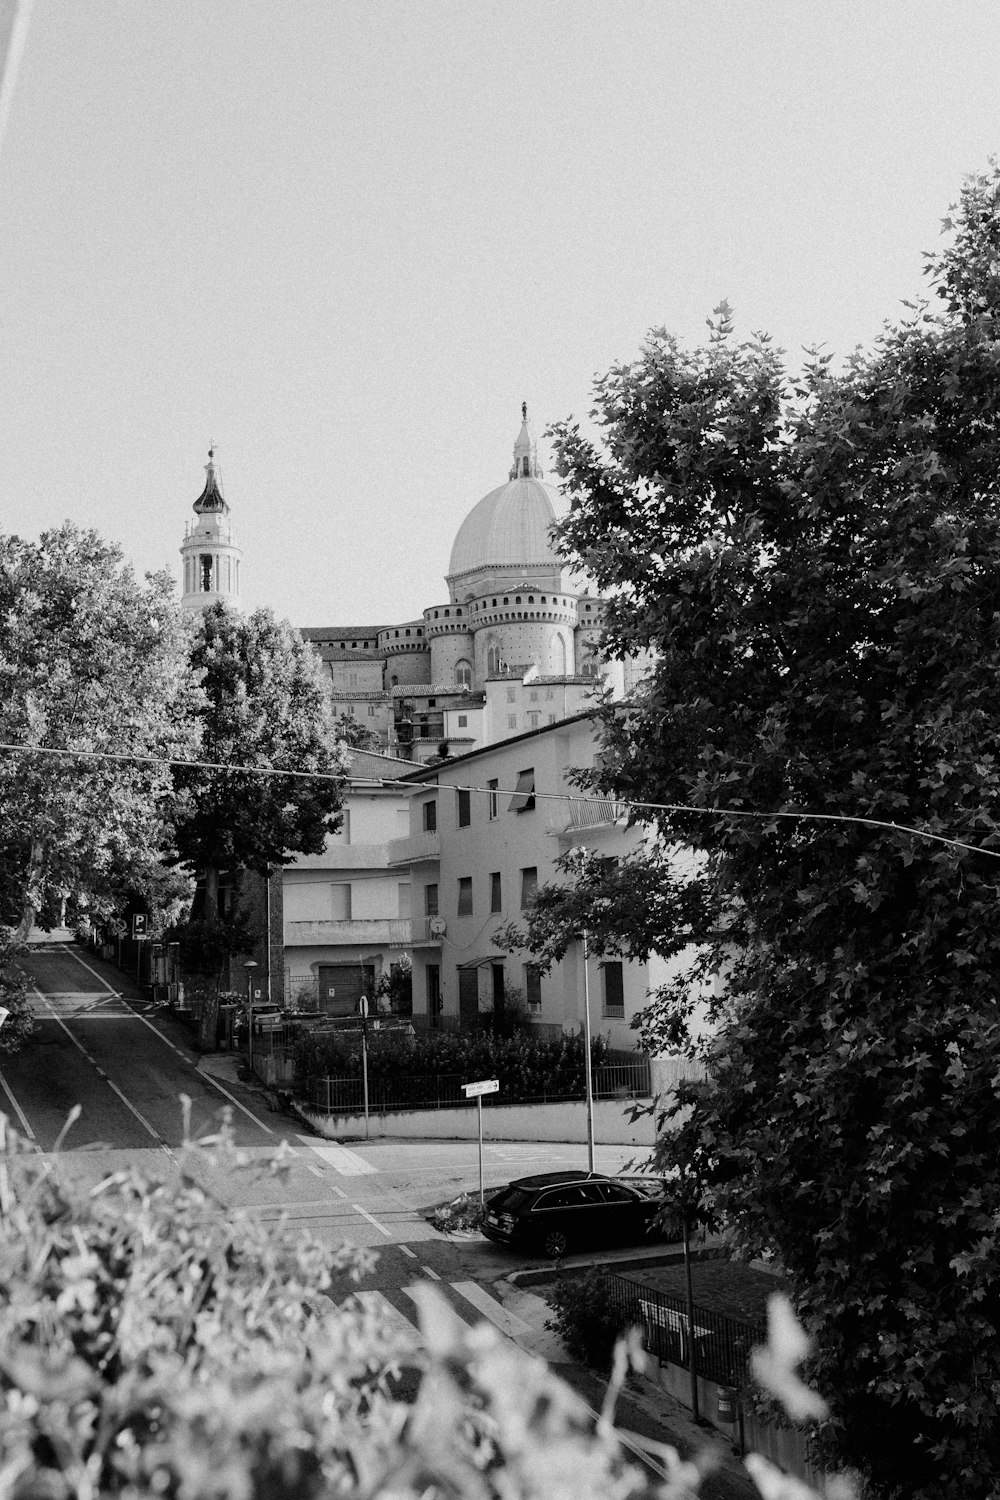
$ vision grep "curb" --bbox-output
[505,1242,725,1289]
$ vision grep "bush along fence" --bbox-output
[293,1029,651,1116]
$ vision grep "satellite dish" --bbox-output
[429,916,447,936]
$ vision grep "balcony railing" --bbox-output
[283,917,428,947]
[387,829,440,866]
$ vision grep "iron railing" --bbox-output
[601,1269,764,1390]
[309,1071,645,1115]
[593,1060,651,1098]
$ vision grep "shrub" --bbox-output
[292,1027,610,1108]
[545,1269,629,1372]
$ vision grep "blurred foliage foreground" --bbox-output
[0,1108,846,1500]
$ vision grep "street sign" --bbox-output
[462,1078,499,1097]
[132,914,147,938]
[358,994,369,1019]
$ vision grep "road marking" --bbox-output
[398,1245,418,1259]
[59,945,275,1137]
[32,986,171,1156]
[350,1202,392,1236]
[420,1264,441,1281]
[354,1290,421,1346]
[0,1069,35,1139]
[330,1184,348,1199]
[450,1280,533,1337]
[295,1135,377,1175]
[306,1164,323,1177]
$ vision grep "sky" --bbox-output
[2,1,1000,628]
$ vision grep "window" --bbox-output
[368,704,375,717]
[509,768,535,813]
[506,687,516,704]
[423,800,437,832]
[457,788,471,827]
[457,713,468,727]
[602,961,625,1017]
[329,884,351,919]
[520,867,537,908]
[530,691,538,702]
[457,877,473,916]
[528,712,539,729]
[548,714,556,724]
[425,884,438,917]
[456,659,472,688]
[488,778,499,819]
[349,672,358,687]
[490,872,502,913]
[507,715,517,730]
[524,963,542,1012]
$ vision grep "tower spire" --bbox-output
[180,445,242,613]
[510,401,542,480]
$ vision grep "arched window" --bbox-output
[553,634,567,675]
[487,642,502,675]
[455,659,472,688]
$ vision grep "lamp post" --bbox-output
[581,929,595,1172]
[244,960,260,1074]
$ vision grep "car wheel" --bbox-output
[542,1228,568,1259]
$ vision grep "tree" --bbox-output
[0,523,198,945]
[172,605,345,1035]
[332,710,381,752]
[539,167,1000,1497]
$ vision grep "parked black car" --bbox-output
[482,1171,675,1258]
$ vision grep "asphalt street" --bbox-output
[1,942,756,1497]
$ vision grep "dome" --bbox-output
[448,475,565,578]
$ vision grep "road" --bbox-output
[1,942,755,1498]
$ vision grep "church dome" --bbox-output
[447,406,566,578]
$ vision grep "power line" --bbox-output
[0,739,997,861]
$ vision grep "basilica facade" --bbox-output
[299,406,638,760]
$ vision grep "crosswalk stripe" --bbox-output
[449,1280,533,1337]
[355,1290,421,1346]
[295,1135,378,1175]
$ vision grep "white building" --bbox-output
[276,716,684,1053]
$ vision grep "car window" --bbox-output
[489,1188,533,1212]
[536,1187,585,1210]
[577,1184,611,1205]
[595,1182,638,1203]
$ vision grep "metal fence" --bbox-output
[602,1269,764,1390]
[593,1060,651,1099]
[309,1071,641,1115]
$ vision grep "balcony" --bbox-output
[283,916,439,948]
[387,829,440,867]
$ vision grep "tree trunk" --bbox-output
[196,864,222,1050]
[14,841,45,944]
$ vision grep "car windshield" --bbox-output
[620,1177,667,1198]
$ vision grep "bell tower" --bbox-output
[180,447,243,613]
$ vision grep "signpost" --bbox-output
[462,1077,500,1204]
[131,914,148,983]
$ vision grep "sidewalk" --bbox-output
[494,1277,757,1499]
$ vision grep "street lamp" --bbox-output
[244,960,260,1074]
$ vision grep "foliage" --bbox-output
[430,1191,485,1234]
[0,1104,749,1500]
[0,522,198,942]
[542,166,1000,1498]
[0,929,34,1053]
[545,1269,629,1372]
[172,603,346,918]
[293,1026,610,1106]
[373,955,413,1014]
[332,710,381,751]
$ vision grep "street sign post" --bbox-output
[462,1078,500,1203]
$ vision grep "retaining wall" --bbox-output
[295,1095,657,1145]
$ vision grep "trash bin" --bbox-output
[717,1386,739,1424]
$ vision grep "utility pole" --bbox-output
[582,929,595,1172]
